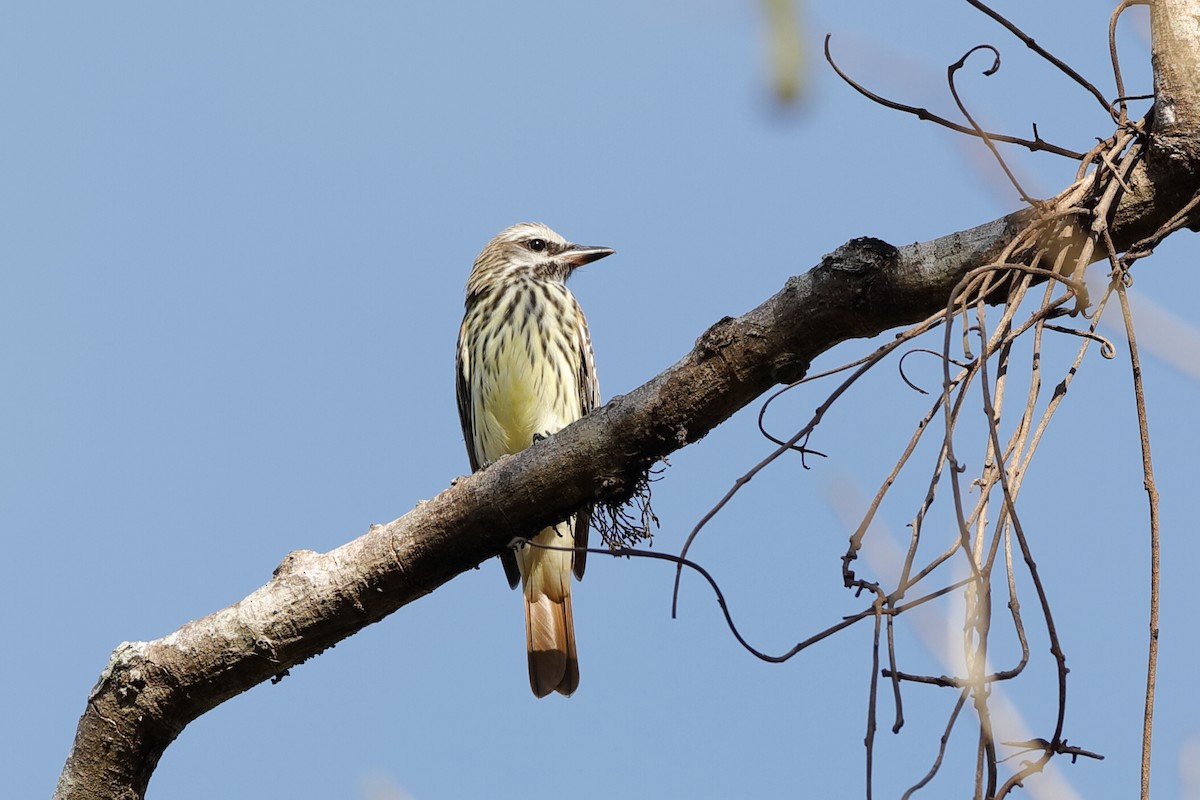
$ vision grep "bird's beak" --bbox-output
[561,244,615,267]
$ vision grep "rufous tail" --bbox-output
[522,525,579,697]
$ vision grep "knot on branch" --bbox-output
[770,353,810,385]
[273,549,320,578]
[91,642,151,702]
[696,316,738,355]
[822,237,900,275]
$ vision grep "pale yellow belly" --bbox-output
[472,327,579,463]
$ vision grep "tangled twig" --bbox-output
[657,2,1188,797]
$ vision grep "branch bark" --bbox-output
[1150,0,1200,168]
[55,13,1200,800]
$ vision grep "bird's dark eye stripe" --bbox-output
[528,238,546,252]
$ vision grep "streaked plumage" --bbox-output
[455,222,611,697]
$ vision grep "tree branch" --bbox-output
[1150,0,1200,169]
[55,21,1200,799]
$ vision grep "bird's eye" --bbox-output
[527,238,546,252]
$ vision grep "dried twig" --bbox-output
[664,4,1188,798]
[963,0,1116,119]
[948,45,1037,205]
[823,35,1088,160]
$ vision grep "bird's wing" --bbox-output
[454,317,481,473]
[572,310,600,581]
[457,312,521,589]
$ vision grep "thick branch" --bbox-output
[56,109,1200,800]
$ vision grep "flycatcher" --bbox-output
[455,222,612,697]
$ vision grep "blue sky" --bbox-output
[4,2,1198,798]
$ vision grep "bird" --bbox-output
[455,222,613,697]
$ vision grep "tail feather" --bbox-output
[559,589,579,694]
[521,524,579,697]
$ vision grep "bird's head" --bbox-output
[466,222,614,297]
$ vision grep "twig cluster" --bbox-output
[583,2,1191,798]
[592,463,661,549]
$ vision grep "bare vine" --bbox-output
[665,2,1189,798]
